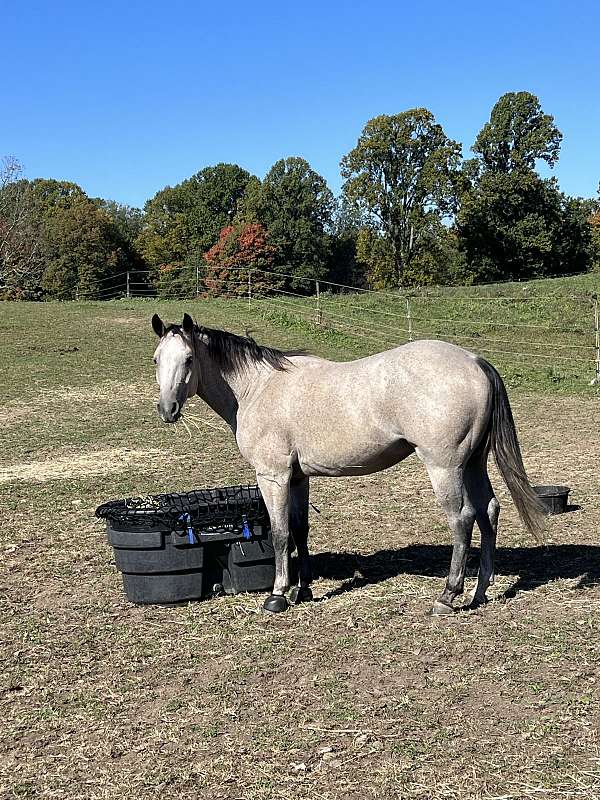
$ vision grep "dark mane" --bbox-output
[193,325,306,373]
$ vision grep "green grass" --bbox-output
[249,271,600,393]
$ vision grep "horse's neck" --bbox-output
[197,357,266,432]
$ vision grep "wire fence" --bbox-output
[67,266,600,385]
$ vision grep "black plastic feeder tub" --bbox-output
[96,485,275,605]
[533,485,571,515]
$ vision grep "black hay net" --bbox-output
[95,484,267,533]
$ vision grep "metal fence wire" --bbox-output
[69,266,600,385]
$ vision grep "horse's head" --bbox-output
[151,313,199,423]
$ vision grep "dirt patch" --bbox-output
[1,388,599,799]
[0,446,163,484]
[0,381,154,426]
[110,317,144,325]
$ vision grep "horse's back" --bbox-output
[286,339,488,409]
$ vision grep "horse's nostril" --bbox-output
[157,400,179,422]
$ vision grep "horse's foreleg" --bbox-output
[256,469,292,613]
[426,464,476,616]
[289,475,313,605]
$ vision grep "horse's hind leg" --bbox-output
[289,475,313,605]
[465,458,500,607]
[426,464,477,616]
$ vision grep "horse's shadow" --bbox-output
[305,542,600,601]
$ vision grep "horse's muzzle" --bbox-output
[157,400,180,423]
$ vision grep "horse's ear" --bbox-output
[182,313,194,335]
[152,314,165,338]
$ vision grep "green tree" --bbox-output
[402,221,467,286]
[95,199,144,245]
[354,219,466,288]
[37,183,132,298]
[458,92,591,281]
[94,199,147,285]
[554,196,594,275]
[137,185,189,268]
[1,176,139,299]
[241,157,335,286]
[186,164,253,251]
[472,91,562,173]
[355,227,395,289]
[326,198,370,289]
[590,208,600,270]
[0,159,46,298]
[340,109,463,286]
[137,163,254,288]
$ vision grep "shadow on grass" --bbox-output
[308,543,600,601]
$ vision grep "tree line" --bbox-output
[1,91,599,300]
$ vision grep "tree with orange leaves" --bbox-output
[203,222,283,297]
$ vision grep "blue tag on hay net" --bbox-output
[178,513,195,544]
[241,515,251,540]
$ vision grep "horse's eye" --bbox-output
[153,357,158,365]
[185,355,193,365]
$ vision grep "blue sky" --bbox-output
[2,0,599,208]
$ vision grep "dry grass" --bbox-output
[0,447,168,484]
[0,300,599,800]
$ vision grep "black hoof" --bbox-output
[289,585,314,605]
[465,594,488,611]
[263,594,289,614]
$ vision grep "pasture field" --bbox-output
[246,271,600,393]
[1,296,600,800]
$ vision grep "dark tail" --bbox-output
[476,357,546,542]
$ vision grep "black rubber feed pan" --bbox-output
[533,485,571,515]
[95,484,274,605]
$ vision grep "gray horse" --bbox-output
[151,313,545,615]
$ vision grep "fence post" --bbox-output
[316,281,322,325]
[248,269,252,308]
[592,295,600,385]
[126,271,130,299]
[406,297,413,341]
[196,264,199,298]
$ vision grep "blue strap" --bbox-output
[178,512,195,544]
[241,515,251,540]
